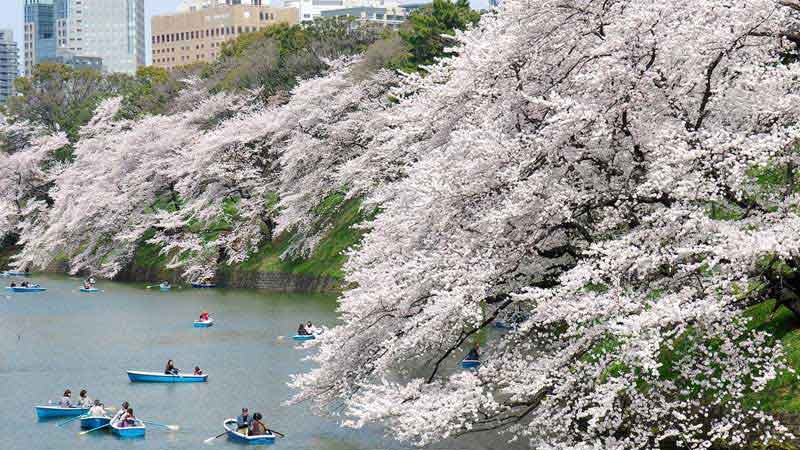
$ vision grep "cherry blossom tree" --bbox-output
[291,1,800,448]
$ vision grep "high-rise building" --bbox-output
[64,0,146,74]
[24,0,67,76]
[151,3,297,70]
[320,5,409,28]
[0,30,19,103]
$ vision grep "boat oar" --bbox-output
[57,414,86,427]
[267,428,286,438]
[203,430,227,444]
[141,420,180,431]
[79,423,110,435]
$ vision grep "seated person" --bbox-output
[249,412,267,436]
[78,389,93,408]
[199,311,210,321]
[193,366,203,376]
[121,408,136,427]
[297,323,309,336]
[465,343,480,361]
[58,390,74,408]
[89,399,106,417]
[164,359,179,375]
[237,408,251,434]
[111,401,130,423]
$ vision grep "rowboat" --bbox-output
[111,419,146,438]
[461,359,480,369]
[127,370,208,383]
[159,284,171,291]
[34,405,90,419]
[193,318,214,328]
[191,282,217,288]
[6,286,47,292]
[80,415,111,429]
[223,418,276,445]
[3,271,31,277]
[79,287,100,293]
[292,334,315,341]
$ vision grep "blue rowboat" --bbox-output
[35,405,90,419]
[292,334,315,341]
[461,359,480,369]
[79,287,100,293]
[127,370,208,383]
[4,271,31,277]
[191,282,217,288]
[111,419,145,438]
[7,286,47,292]
[193,318,214,328]
[224,418,276,445]
[80,415,111,429]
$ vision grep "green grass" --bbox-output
[745,300,800,413]
[235,197,367,279]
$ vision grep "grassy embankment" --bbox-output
[130,196,367,285]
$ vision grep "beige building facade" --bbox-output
[151,4,298,70]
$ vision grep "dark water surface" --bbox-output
[0,274,419,450]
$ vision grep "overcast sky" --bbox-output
[0,0,488,74]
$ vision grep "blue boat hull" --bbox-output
[79,288,100,293]
[461,359,480,369]
[127,371,208,383]
[3,271,30,277]
[35,406,90,419]
[7,286,47,292]
[292,335,315,341]
[80,416,111,429]
[192,283,217,288]
[111,422,145,438]
[193,320,213,328]
[224,419,275,445]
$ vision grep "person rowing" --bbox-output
[111,401,130,422]
[78,389,93,408]
[306,321,316,335]
[164,359,179,375]
[199,311,210,321]
[193,366,203,376]
[297,322,310,336]
[465,343,480,361]
[58,389,76,408]
[89,399,107,417]
[249,412,268,436]
[118,407,137,427]
[236,408,251,434]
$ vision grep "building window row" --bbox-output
[152,24,270,44]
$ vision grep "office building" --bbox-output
[286,0,401,23]
[178,0,265,12]
[24,0,68,76]
[64,0,145,74]
[320,5,408,28]
[151,3,298,70]
[0,30,18,103]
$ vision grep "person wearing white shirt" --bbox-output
[78,389,93,408]
[88,400,107,417]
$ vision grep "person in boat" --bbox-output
[297,322,309,336]
[164,359,179,375]
[78,389,93,408]
[199,311,210,321]
[89,399,106,417]
[249,412,268,436]
[306,321,315,334]
[119,407,136,427]
[89,276,96,285]
[59,390,75,408]
[9,282,15,287]
[21,281,28,288]
[465,343,480,361]
[161,281,170,288]
[193,366,203,376]
[236,408,251,434]
[111,401,130,423]
[83,280,91,289]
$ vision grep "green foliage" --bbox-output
[237,197,367,279]
[744,300,800,413]
[116,66,195,120]
[210,18,383,95]
[399,0,481,70]
[5,63,130,142]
